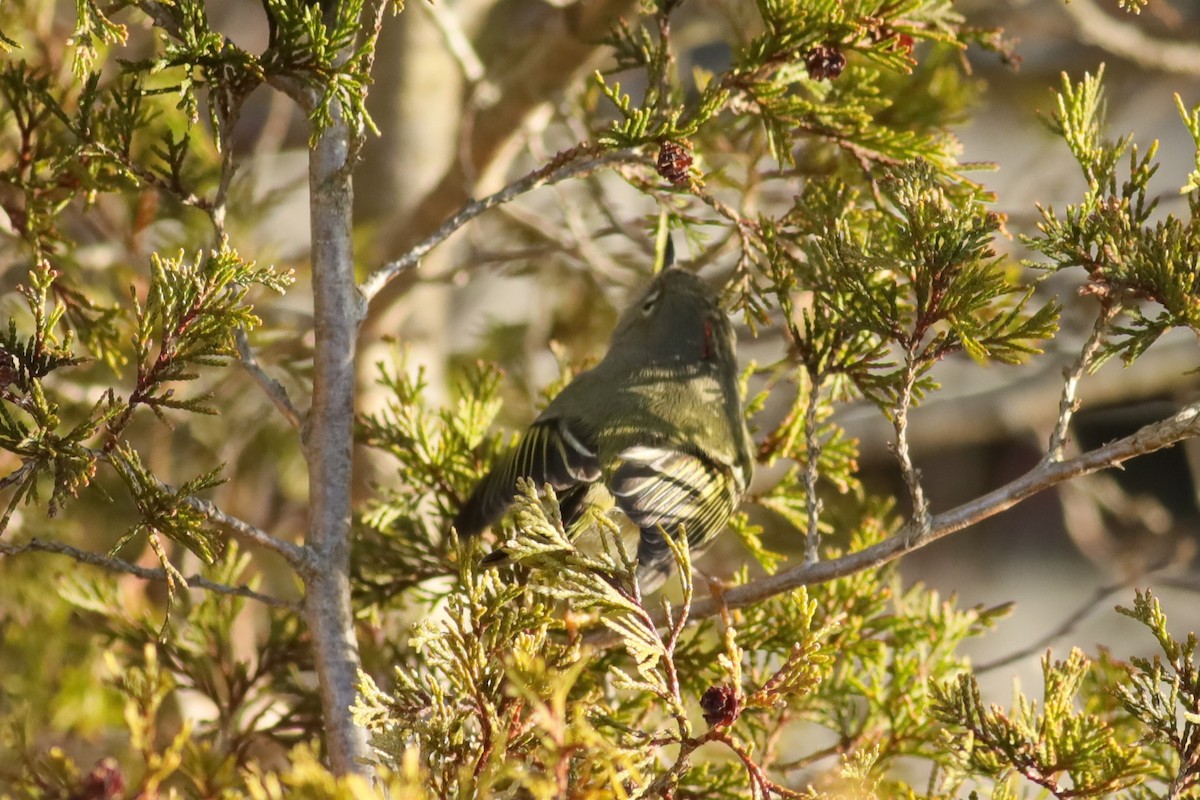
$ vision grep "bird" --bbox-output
[452,251,753,591]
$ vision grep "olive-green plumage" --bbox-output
[453,264,753,590]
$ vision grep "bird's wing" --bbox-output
[453,416,601,538]
[607,444,738,587]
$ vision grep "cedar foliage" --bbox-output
[1,1,1199,797]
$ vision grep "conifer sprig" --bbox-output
[1028,68,1200,367]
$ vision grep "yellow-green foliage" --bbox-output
[3,0,1200,798]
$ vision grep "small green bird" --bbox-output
[453,255,753,591]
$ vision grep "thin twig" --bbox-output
[0,461,36,530]
[87,446,311,571]
[555,184,628,281]
[688,180,760,235]
[183,492,311,572]
[803,371,825,565]
[973,570,1150,674]
[660,560,694,734]
[1046,302,1120,462]
[711,730,811,800]
[218,75,307,437]
[0,537,299,610]
[209,94,242,236]
[836,334,1200,463]
[586,400,1200,647]
[357,0,391,86]
[360,147,644,303]
[236,328,305,433]
[774,737,859,773]
[892,354,931,533]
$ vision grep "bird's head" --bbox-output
[609,267,734,368]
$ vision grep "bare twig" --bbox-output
[892,355,931,533]
[369,0,637,269]
[803,372,825,565]
[975,574,1139,674]
[837,334,1200,463]
[1046,302,1120,462]
[554,185,627,281]
[0,537,299,610]
[586,400,1200,646]
[660,562,694,733]
[182,492,311,571]
[236,329,305,433]
[211,76,306,436]
[711,730,811,800]
[209,94,242,237]
[493,202,579,253]
[357,0,391,86]
[0,461,36,533]
[687,180,760,235]
[360,147,644,303]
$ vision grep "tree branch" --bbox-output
[892,352,931,532]
[802,372,825,565]
[359,146,643,304]
[236,328,305,433]
[304,95,373,773]
[588,400,1200,645]
[183,492,311,572]
[836,333,1200,463]
[0,537,298,610]
[974,569,1148,674]
[135,0,363,771]
[1046,302,1119,462]
[2,447,310,571]
[369,0,638,260]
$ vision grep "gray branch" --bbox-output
[587,400,1200,646]
[183,492,312,572]
[1046,303,1119,462]
[304,97,373,774]
[973,565,1156,674]
[0,537,298,610]
[79,447,314,573]
[236,328,306,434]
[359,148,644,304]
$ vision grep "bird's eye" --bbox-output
[640,287,662,315]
